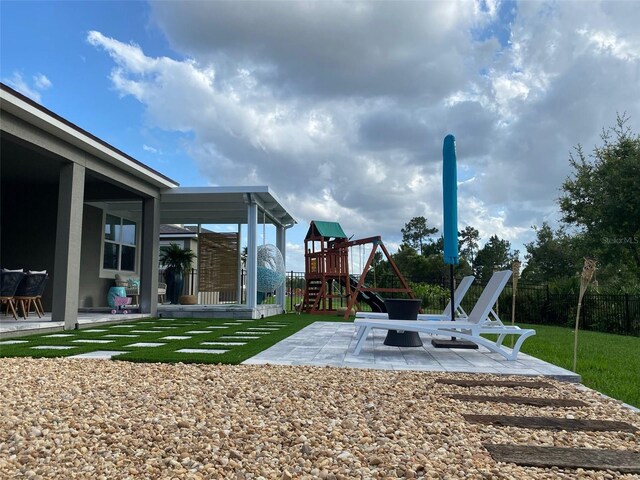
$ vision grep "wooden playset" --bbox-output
[302,221,416,319]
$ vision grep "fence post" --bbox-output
[624,293,630,335]
[290,270,294,313]
[545,283,550,324]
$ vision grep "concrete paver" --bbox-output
[243,322,581,381]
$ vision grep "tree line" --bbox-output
[373,115,640,293]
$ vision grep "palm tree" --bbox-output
[160,243,196,304]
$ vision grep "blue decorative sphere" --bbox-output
[256,244,285,292]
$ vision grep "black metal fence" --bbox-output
[284,271,640,337]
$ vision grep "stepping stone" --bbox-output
[231,331,268,335]
[247,327,280,331]
[72,339,114,344]
[152,326,178,329]
[161,336,192,340]
[0,340,28,344]
[436,379,555,389]
[206,326,228,329]
[266,323,288,326]
[83,329,107,333]
[201,341,247,346]
[130,330,157,333]
[104,334,140,338]
[483,444,640,474]
[465,415,637,432]
[110,325,136,328]
[449,394,587,408]
[185,330,210,334]
[176,348,227,354]
[31,346,76,350]
[219,336,260,340]
[44,334,75,338]
[236,320,254,322]
[126,343,165,348]
[69,351,126,359]
[223,322,242,325]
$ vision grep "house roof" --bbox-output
[0,83,178,190]
[306,221,348,240]
[159,187,296,228]
[100,187,296,228]
[160,224,214,235]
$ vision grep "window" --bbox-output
[103,214,137,272]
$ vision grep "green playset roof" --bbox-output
[306,221,348,240]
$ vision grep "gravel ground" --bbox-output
[0,358,638,479]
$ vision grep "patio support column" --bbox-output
[236,223,242,303]
[139,196,160,315]
[52,162,85,330]
[276,224,286,311]
[246,197,258,310]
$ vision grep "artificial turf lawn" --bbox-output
[1,315,637,408]
[0,314,342,365]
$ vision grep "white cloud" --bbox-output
[3,72,45,102]
[142,144,159,154]
[87,0,640,263]
[578,28,640,61]
[33,73,52,90]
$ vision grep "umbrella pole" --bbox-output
[450,264,456,341]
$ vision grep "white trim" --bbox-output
[99,211,140,279]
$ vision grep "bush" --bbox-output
[410,282,449,313]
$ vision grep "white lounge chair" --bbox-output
[355,275,475,321]
[352,270,535,361]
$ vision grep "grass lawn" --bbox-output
[1,315,637,408]
[503,323,640,408]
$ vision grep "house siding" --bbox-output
[78,204,112,308]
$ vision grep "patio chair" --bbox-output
[355,275,475,321]
[33,273,49,316]
[352,270,535,361]
[14,272,48,319]
[1,270,26,320]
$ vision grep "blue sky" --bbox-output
[2,1,639,272]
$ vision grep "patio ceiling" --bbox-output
[95,186,296,228]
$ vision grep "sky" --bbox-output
[2,0,640,273]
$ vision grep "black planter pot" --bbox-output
[164,268,184,305]
[383,298,423,347]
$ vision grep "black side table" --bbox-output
[383,298,423,347]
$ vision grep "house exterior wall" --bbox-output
[78,204,113,308]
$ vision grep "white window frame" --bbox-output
[100,212,139,278]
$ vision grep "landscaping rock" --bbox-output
[0,358,638,479]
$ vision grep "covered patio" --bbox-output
[1,83,295,329]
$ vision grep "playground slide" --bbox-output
[342,275,387,313]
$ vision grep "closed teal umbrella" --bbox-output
[443,134,459,323]
[443,134,459,266]
[434,135,477,349]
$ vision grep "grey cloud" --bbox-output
[150,1,487,99]
[90,0,640,257]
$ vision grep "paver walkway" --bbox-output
[243,321,580,381]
